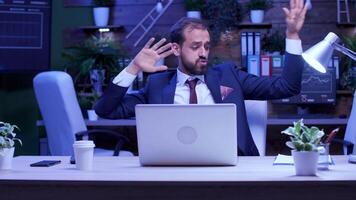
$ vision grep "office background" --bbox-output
[0,0,355,155]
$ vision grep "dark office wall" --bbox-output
[0,0,92,155]
[51,0,92,69]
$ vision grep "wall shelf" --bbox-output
[237,23,272,29]
[336,23,356,28]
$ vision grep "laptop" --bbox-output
[135,104,237,166]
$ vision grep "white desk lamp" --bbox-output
[302,32,356,73]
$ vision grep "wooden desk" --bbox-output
[1,156,356,200]
[36,117,349,127]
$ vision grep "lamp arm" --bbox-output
[333,43,356,61]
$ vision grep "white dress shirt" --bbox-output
[112,38,303,104]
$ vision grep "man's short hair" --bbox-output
[170,17,209,45]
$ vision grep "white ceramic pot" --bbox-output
[250,10,264,23]
[93,7,110,27]
[0,147,15,170]
[292,150,319,176]
[87,110,98,121]
[186,11,201,19]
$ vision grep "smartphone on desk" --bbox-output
[30,160,61,167]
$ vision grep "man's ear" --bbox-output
[171,43,181,56]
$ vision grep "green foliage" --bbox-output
[62,35,127,77]
[0,122,22,150]
[340,35,356,92]
[247,0,273,11]
[281,119,324,152]
[203,0,242,42]
[261,31,285,54]
[184,0,205,11]
[78,90,100,110]
[92,0,114,7]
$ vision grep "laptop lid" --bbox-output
[135,104,237,166]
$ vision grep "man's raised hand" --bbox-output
[283,0,308,40]
[126,38,173,75]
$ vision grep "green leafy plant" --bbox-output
[0,122,22,151]
[78,90,100,110]
[62,35,127,78]
[281,119,324,151]
[203,0,242,42]
[247,0,273,11]
[261,31,285,54]
[184,0,205,11]
[340,35,356,92]
[92,0,114,7]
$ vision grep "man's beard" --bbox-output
[181,56,208,75]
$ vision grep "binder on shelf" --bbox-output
[248,55,260,76]
[333,56,340,80]
[272,55,283,68]
[260,55,272,76]
[254,32,261,55]
[247,32,254,55]
[241,32,248,69]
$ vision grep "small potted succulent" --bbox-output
[184,0,205,19]
[92,0,114,26]
[0,122,22,170]
[246,0,273,23]
[281,119,324,176]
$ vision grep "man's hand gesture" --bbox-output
[126,38,173,75]
[283,0,308,40]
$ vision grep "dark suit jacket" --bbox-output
[95,53,304,156]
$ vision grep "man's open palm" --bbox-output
[131,38,173,73]
[283,0,308,36]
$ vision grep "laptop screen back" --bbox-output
[135,104,237,166]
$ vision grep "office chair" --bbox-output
[245,100,267,156]
[33,71,133,156]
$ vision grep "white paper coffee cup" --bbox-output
[73,140,95,171]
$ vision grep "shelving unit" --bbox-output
[237,23,272,29]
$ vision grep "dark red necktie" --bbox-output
[186,79,198,104]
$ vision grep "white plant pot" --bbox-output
[93,7,110,27]
[87,110,98,121]
[186,11,201,19]
[292,150,319,176]
[250,10,264,23]
[0,147,15,170]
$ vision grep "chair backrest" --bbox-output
[344,91,356,154]
[245,100,267,156]
[33,71,87,156]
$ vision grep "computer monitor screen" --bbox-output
[0,0,51,72]
[271,62,336,105]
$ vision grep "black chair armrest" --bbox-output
[332,138,354,155]
[75,129,130,156]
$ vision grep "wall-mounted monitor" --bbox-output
[0,0,51,72]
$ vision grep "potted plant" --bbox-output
[203,0,242,42]
[340,36,356,92]
[92,0,114,26]
[78,90,100,121]
[0,122,22,170]
[261,31,286,55]
[184,0,205,19]
[62,35,127,96]
[246,0,273,23]
[281,119,324,176]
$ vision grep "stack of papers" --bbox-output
[273,154,334,165]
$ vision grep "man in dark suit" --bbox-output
[95,0,308,156]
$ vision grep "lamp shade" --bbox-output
[302,32,340,73]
